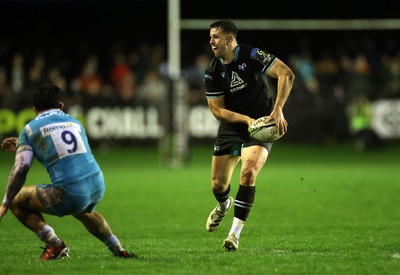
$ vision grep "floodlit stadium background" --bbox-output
[0,2,399,274]
[0,0,399,161]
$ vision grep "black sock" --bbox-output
[234,185,255,222]
[213,184,231,203]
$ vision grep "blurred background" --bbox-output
[0,0,399,165]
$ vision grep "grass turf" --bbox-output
[0,142,399,274]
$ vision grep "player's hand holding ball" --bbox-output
[249,116,286,143]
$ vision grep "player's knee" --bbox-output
[211,178,229,192]
[240,168,257,186]
[9,196,27,216]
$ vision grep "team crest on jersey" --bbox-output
[230,71,247,93]
[238,63,247,71]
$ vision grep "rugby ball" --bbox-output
[249,116,285,142]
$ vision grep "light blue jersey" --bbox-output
[18,109,100,185]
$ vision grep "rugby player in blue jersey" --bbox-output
[204,20,295,251]
[0,84,133,259]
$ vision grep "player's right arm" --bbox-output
[205,59,255,127]
[207,96,254,127]
[0,146,33,219]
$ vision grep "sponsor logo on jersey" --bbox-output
[36,110,65,120]
[230,71,248,93]
[254,49,274,66]
[40,122,81,137]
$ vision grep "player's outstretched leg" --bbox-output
[73,211,134,258]
[8,186,69,260]
[206,196,234,232]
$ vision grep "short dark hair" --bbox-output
[33,84,64,112]
[210,20,238,38]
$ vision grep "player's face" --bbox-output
[209,27,229,59]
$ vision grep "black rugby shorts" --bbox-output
[213,125,272,156]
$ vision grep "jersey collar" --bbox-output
[234,45,240,62]
[218,45,241,65]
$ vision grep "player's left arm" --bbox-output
[0,146,34,219]
[265,58,295,134]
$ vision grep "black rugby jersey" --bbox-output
[205,44,276,122]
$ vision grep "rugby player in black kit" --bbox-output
[204,20,295,251]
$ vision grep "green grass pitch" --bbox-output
[0,142,399,274]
